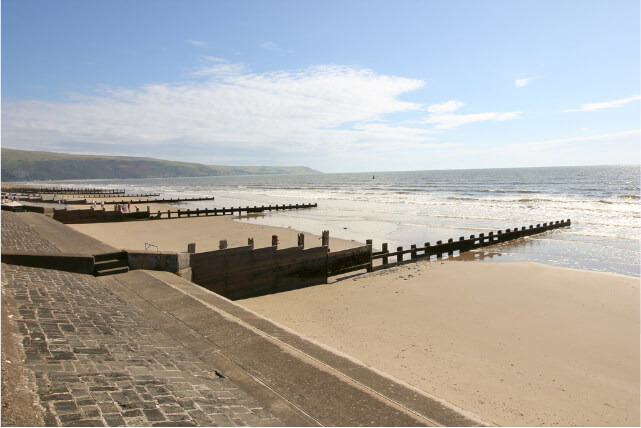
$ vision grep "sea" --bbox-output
[30,165,640,277]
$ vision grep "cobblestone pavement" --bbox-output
[1,263,282,426]
[1,211,60,253]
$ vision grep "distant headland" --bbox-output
[1,148,321,181]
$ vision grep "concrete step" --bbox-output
[95,266,129,276]
[94,251,127,263]
[94,259,128,271]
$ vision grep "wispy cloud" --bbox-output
[2,64,429,160]
[201,56,227,63]
[260,40,293,55]
[423,101,521,129]
[515,77,536,88]
[427,100,464,113]
[563,94,641,112]
[426,112,521,129]
[186,39,207,47]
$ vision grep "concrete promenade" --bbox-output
[1,211,490,426]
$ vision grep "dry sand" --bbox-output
[70,216,640,426]
[240,261,640,426]
[69,214,361,253]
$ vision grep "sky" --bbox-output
[2,0,640,173]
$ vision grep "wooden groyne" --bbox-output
[2,186,127,195]
[151,203,317,219]
[52,203,318,224]
[63,196,215,205]
[328,219,572,276]
[185,219,571,299]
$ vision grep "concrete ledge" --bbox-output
[1,252,94,274]
[127,250,190,273]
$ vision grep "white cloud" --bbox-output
[423,100,521,129]
[2,64,430,157]
[201,56,227,63]
[427,100,464,113]
[515,77,536,87]
[563,94,641,112]
[424,111,521,129]
[186,39,207,47]
[260,40,293,54]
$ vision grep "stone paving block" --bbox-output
[102,413,125,427]
[152,421,196,427]
[122,409,143,418]
[67,419,105,427]
[143,408,166,422]
[81,405,102,418]
[166,413,194,422]
[97,402,119,414]
[53,400,79,414]
[208,413,235,426]
[186,409,214,425]
[57,411,84,424]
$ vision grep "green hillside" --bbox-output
[1,148,320,181]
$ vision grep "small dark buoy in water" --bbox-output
[372,175,375,179]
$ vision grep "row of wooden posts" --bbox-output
[151,203,318,219]
[184,219,571,278]
[2,186,127,194]
[53,203,318,223]
[188,231,310,254]
[79,196,215,205]
[336,220,572,275]
[59,193,160,200]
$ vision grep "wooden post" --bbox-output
[436,240,442,259]
[321,230,330,247]
[167,210,171,219]
[298,233,305,247]
[424,242,430,260]
[187,243,196,254]
[411,244,417,261]
[219,240,228,250]
[366,239,373,272]
[147,206,150,213]
[447,238,454,256]
[382,243,389,266]
[248,238,254,249]
[397,246,403,265]
[272,235,278,248]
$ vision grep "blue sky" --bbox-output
[2,0,639,173]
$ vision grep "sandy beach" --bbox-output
[241,261,640,426]
[70,216,640,426]
[69,214,362,253]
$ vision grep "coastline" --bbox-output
[68,212,641,426]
